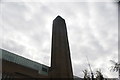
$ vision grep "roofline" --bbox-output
[0,48,49,67]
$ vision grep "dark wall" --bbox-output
[2,59,49,79]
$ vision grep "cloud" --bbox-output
[1,0,118,2]
[1,2,118,78]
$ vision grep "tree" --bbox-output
[110,60,120,79]
[96,70,104,80]
[83,69,90,80]
[110,60,120,72]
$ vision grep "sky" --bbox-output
[0,0,118,78]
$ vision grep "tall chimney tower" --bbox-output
[50,16,73,79]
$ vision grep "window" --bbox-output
[42,67,47,72]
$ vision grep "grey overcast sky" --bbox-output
[0,0,118,78]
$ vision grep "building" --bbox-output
[1,16,119,80]
[1,49,49,79]
[1,16,74,79]
[50,16,73,79]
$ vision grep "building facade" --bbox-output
[1,49,49,79]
